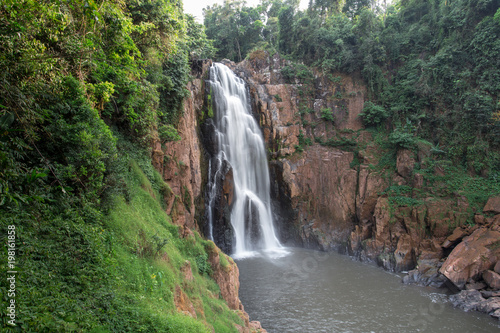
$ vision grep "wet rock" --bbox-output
[449,290,484,312]
[439,227,500,290]
[484,270,500,290]
[402,259,447,288]
[490,309,500,319]
[477,297,500,315]
[481,291,500,298]
[484,196,500,214]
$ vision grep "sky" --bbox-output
[183,0,309,22]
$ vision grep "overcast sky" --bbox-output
[183,0,309,22]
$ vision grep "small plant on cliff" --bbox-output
[359,101,389,127]
[196,253,212,275]
[298,130,313,147]
[159,124,181,142]
[320,108,335,122]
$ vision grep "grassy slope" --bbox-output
[0,144,242,332]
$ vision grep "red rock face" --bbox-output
[152,68,207,230]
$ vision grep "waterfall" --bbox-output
[207,63,282,257]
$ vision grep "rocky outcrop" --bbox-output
[484,196,500,214]
[206,241,267,333]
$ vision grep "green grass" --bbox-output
[0,153,242,332]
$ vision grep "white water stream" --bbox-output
[207,63,282,257]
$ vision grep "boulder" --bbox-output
[495,261,500,274]
[396,149,416,178]
[439,227,500,289]
[481,291,500,298]
[484,270,500,290]
[442,227,467,249]
[484,196,500,214]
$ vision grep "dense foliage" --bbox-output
[0,0,233,331]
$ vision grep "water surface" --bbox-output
[236,248,499,333]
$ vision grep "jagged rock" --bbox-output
[475,214,486,225]
[402,259,447,288]
[154,78,204,230]
[449,290,484,312]
[484,270,500,290]
[440,227,500,290]
[495,261,500,274]
[396,149,416,178]
[491,309,500,319]
[465,281,487,290]
[442,227,467,249]
[477,297,500,315]
[484,196,500,214]
[413,173,424,189]
[249,321,268,333]
[450,290,500,317]
[418,238,443,260]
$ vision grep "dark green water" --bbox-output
[236,248,499,333]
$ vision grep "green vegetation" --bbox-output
[0,0,239,331]
[358,102,388,127]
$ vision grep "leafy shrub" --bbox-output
[320,108,335,122]
[159,124,181,142]
[196,253,212,275]
[359,101,389,127]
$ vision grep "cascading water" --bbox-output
[207,63,282,257]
